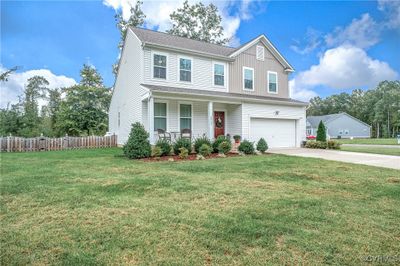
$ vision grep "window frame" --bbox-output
[256,45,265,61]
[151,51,168,81]
[178,102,193,131]
[154,100,168,132]
[243,67,254,91]
[177,55,193,83]
[267,71,278,94]
[212,62,226,88]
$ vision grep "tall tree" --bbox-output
[80,64,104,87]
[316,121,326,142]
[167,0,229,45]
[0,66,18,82]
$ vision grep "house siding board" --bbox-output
[326,115,371,138]
[229,41,289,98]
[109,29,146,145]
[241,102,306,147]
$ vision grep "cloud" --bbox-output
[103,0,261,46]
[378,0,400,29]
[0,67,76,108]
[325,13,380,49]
[291,45,398,92]
[289,79,317,102]
[290,27,322,55]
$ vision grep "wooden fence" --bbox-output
[0,135,117,152]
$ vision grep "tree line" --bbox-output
[307,80,400,138]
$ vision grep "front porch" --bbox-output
[142,95,242,144]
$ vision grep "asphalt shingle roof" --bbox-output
[131,27,237,57]
[307,114,342,128]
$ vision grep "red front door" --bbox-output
[214,111,225,138]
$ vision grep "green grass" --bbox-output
[340,146,400,156]
[337,138,398,145]
[1,148,399,265]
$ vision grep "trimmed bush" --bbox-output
[238,140,255,154]
[194,135,212,153]
[155,138,171,156]
[199,144,213,157]
[178,147,188,159]
[173,137,191,155]
[123,122,151,159]
[327,140,341,150]
[256,138,268,153]
[218,141,232,154]
[305,140,327,149]
[316,121,327,142]
[151,146,162,158]
[212,135,230,153]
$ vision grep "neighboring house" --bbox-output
[109,27,308,148]
[306,113,371,139]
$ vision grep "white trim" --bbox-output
[178,101,193,132]
[267,71,278,94]
[256,45,265,61]
[243,67,254,91]
[151,51,169,81]
[212,61,227,89]
[154,99,169,132]
[177,55,193,84]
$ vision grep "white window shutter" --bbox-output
[256,45,264,61]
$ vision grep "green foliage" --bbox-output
[199,144,212,157]
[167,0,228,45]
[305,141,327,149]
[173,137,191,155]
[0,66,18,82]
[256,138,268,153]
[155,138,171,156]
[80,64,103,87]
[194,135,212,153]
[217,141,231,154]
[238,140,255,154]
[178,147,189,159]
[151,146,162,158]
[233,135,241,141]
[123,122,151,159]
[316,121,327,142]
[212,135,230,153]
[327,140,341,150]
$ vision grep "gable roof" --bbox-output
[130,27,294,70]
[307,113,371,128]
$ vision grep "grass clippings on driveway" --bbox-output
[1,148,399,265]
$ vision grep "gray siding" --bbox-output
[326,115,370,138]
[229,41,289,98]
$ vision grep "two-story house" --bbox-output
[109,27,308,148]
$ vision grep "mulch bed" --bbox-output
[141,152,239,162]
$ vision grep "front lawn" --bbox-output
[340,146,400,156]
[337,138,398,145]
[1,148,399,265]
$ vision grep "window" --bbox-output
[243,67,254,90]
[153,54,167,79]
[344,129,349,135]
[214,63,225,86]
[256,45,264,61]
[179,104,192,130]
[179,57,192,82]
[268,71,278,93]
[154,102,167,131]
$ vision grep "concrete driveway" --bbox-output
[268,148,400,170]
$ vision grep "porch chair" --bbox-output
[180,128,192,141]
[157,128,171,142]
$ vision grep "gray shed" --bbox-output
[306,113,371,139]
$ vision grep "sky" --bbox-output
[1,0,400,108]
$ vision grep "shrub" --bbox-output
[194,135,212,153]
[327,140,341,150]
[218,141,232,154]
[199,144,213,157]
[316,121,327,142]
[212,135,230,153]
[238,140,255,154]
[233,135,241,142]
[155,138,171,156]
[173,137,191,155]
[123,122,151,159]
[305,140,327,149]
[256,138,268,153]
[151,146,162,158]
[178,147,188,159]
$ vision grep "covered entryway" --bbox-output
[250,118,296,148]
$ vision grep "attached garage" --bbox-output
[250,118,297,148]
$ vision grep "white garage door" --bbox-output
[250,118,296,148]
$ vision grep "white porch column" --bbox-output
[148,96,155,144]
[208,101,214,140]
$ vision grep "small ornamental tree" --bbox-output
[123,122,151,159]
[316,121,327,142]
[256,138,268,153]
